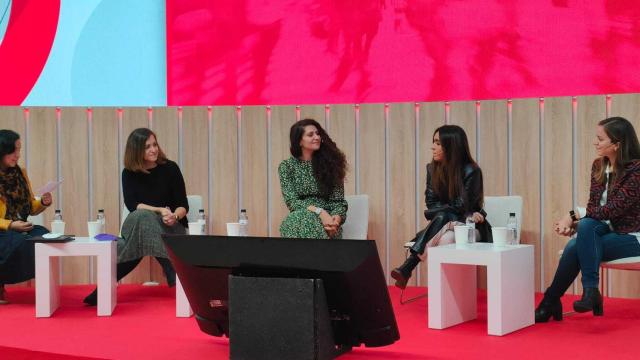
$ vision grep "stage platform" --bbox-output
[0,285,637,359]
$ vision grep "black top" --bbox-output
[122,160,189,227]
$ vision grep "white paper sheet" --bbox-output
[36,179,63,196]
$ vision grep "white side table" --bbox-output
[176,275,193,317]
[428,243,534,336]
[35,237,116,317]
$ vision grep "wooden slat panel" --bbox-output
[512,99,541,291]
[608,94,640,298]
[152,107,179,162]
[151,107,180,283]
[449,101,477,158]
[388,103,416,286]
[300,105,327,128]
[211,107,238,235]
[240,106,268,237]
[1,108,27,287]
[60,108,90,284]
[119,108,152,285]
[182,107,209,225]
[330,105,356,196]
[417,102,445,286]
[359,104,387,277]
[543,97,574,290]
[479,100,508,196]
[574,96,606,294]
[270,106,296,236]
[0,108,25,145]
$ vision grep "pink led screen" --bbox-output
[167,0,640,105]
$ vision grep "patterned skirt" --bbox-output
[118,210,186,263]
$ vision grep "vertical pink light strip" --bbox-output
[475,101,481,164]
[354,104,360,193]
[605,95,612,117]
[177,106,183,168]
[266,105,272,236]
[236,106,243,213]
[207,106,213,235]
[384,103,390,282]
[23,107,30,169]
[147,107,154,129]
[444,102,451,124]
[324,104,331,133]
[507,100,513,194]
[87,107,94,225]
[413,102,421,284]
[295,105,301,121]
[55,107,62,207]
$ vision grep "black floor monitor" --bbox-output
[162,235,400,348]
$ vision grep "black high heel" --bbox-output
[535,295,563,323]
[573,287,603,316]
[390,254,420,289]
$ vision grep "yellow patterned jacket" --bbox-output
[0,166,48,231]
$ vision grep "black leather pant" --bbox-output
[410,211,460,255]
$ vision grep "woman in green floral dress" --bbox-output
[279,119,348,239]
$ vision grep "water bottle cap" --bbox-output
[509,212,516,216]
[241,209,247,212]
[98,209,104,212]
[199,209,205,212]
[55,209,61,213]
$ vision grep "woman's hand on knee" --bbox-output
[554,214,576,237]
[9,220,34,232]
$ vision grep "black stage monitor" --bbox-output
[162,235,400,349]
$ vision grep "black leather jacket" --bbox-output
[424,162,492,242]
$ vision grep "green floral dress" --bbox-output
[278,157,348,239]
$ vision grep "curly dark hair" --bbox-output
[289,119,347,197]
[0,129,20,159]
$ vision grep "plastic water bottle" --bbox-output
[507,212,518,244]
[239,209,248,236]
[198,209,206,235]
[466,215,476,243]
[97,209,106,233]
[54,209,63,222]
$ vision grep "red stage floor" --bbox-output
[0,285,638,359]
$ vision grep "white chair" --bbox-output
[342,195,369,240]
[400,195,523,304]
[483,195,523,243]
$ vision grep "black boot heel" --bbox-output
[593,302,604,316]
[390,254,421,290]
[535,295,563,323]
[573,287,603,315]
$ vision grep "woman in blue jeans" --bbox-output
[536,117,640,322]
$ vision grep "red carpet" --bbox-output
[0,285,638,359]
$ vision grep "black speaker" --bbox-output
[229,275,346,360]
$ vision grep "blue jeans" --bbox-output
[546,217,640,298]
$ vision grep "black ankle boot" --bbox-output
[390,254,421,290]
[573,287,603,316]
[535,295,563,323]
[83,289,98,306]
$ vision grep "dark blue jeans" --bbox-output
[546,217,640,298]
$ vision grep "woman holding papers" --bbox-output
[0,130,52,304]
[390,125,490,289]
[536,117,640,322]
[84,128,188,306]
[278,119,348,239]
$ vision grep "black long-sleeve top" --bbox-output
[424,162,485,220]
[122,160,189,227]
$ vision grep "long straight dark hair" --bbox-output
[289,119,347,196]
[430,125,479,201]
[594,117,640,184]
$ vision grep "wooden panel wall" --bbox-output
[3,94,640,298]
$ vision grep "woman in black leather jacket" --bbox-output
[391,125,491,289]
